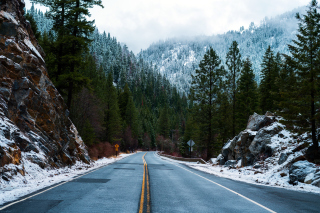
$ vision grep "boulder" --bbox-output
[289,160,316,183]
[234,130,256,166]
[312,178,320,187]
[289,174,298,186]
[217,154,225,165]
[224,160,237,167]
[222,137,238,161]
[209,158,218,165]
[253,163,262,169]
[242,153,255,167]
[304,173,314,184]
[278,153,289,165]
[246,113,264,131]
[249,123,283,157]
[246,112,275,131]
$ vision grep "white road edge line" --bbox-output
[0,154,133,211]
[154,152,277,213]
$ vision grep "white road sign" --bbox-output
[187,140,195,147]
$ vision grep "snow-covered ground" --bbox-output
[188,163,320,194]
[158,152,320,195]
[0,153,134,205]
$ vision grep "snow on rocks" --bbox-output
[23,38,44,62]
[0,11,19,25]
[0,153,134,205]
[289,160,320,186]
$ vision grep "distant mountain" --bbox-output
[138,6,306,94]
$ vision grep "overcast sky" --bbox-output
[25,0,310,54]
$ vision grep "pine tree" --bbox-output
[125,96,139,138]
[190,47,225,160]
[276,59,299,124]
[259,45,276,113]
[216,87,232,150]
[33,0,103,109]
[119,84,131,120]
[272,52,282,107]
[158,107,170,138]
[237,57,259,129]
[283,0,320,154]
[105,72,122,144]
[226,41,242,137]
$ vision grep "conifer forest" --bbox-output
[26,0,320,161]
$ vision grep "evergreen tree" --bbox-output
[259,45,276,113]
[105,72,122,144]
[190,47,225,160]
[283,0,320,153]
[216,87,232,150]
[125,96,139,138]
[25,12,41,40]
[276,59,299,123]
[119,84,131,121]
[237,57,259,129]
[33,0,103,109]
[226,41,242,136]
[272,52,282,107]
[158,107,170,138]
[65,0,103,109]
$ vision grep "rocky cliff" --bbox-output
[0,0,90,181]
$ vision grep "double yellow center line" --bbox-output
[139,152,150,213]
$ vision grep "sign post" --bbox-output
[187,140,195,158]
[115,144,119,157]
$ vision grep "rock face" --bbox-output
[221,112,281,167]
[0,0,90,180]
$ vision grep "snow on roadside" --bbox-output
[157,152,320,194]
[187,162,320,195]
[0,153,134,205]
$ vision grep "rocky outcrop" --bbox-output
[0,0,90,180]
[221,112,279,167]
[217,112,320,188]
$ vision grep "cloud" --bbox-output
[25,0,309,53]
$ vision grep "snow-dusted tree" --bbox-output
[237,57,259,130]
[190,47,225,160]
[283,0,320,155]
[226,41,242,136]
[259,45,277,113]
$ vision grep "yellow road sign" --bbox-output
[115,144,119,151]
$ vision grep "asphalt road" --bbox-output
[1,151,320,213]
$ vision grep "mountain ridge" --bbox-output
[139,6,306,94]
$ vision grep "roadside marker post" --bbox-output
[187,140,195,158]
[115,144,119,157]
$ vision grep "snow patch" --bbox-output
[23,38,44,62]
[0,11,19,25]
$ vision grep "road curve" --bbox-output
[1,151,320,213]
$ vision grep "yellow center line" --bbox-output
[139,152,147,213]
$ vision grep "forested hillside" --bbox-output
[26,3,188,158]
[139,6,306,94]
[25,1,320,164]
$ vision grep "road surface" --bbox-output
[1,152,320,212]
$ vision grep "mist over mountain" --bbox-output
[138,6,306,94]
